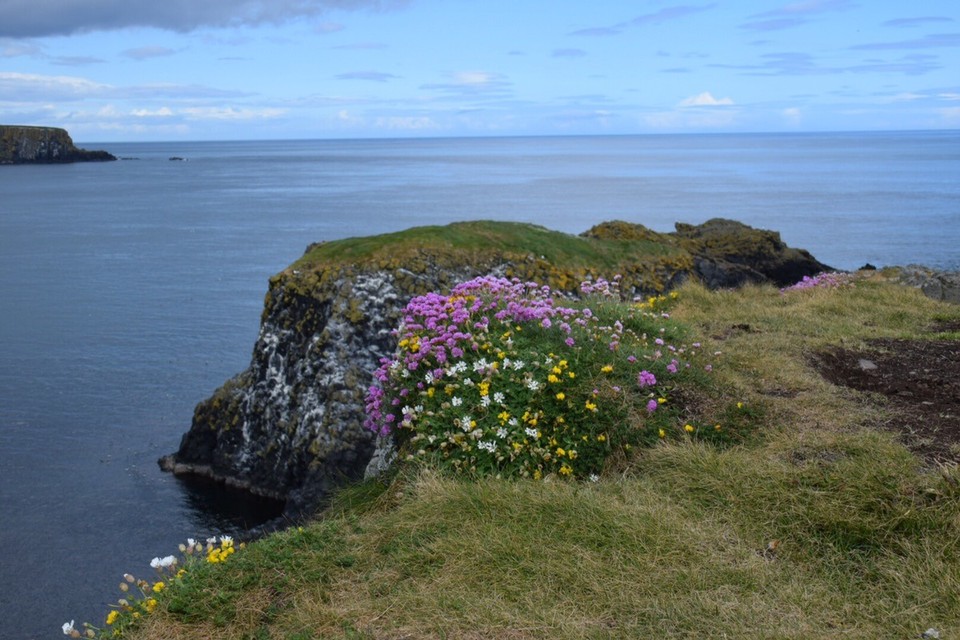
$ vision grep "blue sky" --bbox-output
[1,0,959,141]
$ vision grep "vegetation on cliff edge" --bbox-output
[86,272,960,639]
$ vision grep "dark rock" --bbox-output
[0,125,115,164]
[671,218,833,288]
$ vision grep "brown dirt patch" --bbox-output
[811,335,960,462]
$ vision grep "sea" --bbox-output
[1,131,958,638]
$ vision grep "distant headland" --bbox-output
[0,125,115,165]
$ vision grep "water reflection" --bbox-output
[176,473,286,534]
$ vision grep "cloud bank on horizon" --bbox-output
[1,0,958,141]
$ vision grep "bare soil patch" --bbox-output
[811,326,960,462]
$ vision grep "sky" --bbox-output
[1,0,959,141]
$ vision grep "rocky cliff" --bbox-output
[162,219,830,520]
[0,125,115,164]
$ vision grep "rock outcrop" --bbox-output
[890,265,960,305]
[0,125,115,164]
[162,219,830,521]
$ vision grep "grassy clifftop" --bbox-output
[105,272,960,640]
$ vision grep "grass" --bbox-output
[126,272,960,639]
[292,220,681,271]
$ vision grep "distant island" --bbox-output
[0,125,115,164]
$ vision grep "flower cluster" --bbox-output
[365,275,715,479]
[780,271,854,293]
[63,535,241,638]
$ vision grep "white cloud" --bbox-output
[132,107,175,117]
[0,71,109,100]
[678,91,734,107]
[181,106,286,120]
[782,107,802,124]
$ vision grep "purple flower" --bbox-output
[646,399,658,413]
[637,370,657,388]
[565,337,576,347]
[666,359,679,374]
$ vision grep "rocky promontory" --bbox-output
[161,219,831,521]
[0,125,115,164]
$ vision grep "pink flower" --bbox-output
[637,370,657,388]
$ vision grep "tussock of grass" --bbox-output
[129,274,960,639]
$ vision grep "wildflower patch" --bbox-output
[365,275,720,479]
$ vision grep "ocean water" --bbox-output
[0,131,958,638]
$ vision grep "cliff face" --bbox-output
[0,125,115,164]
[163,219,830,520]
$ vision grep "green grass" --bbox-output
[292,220,680,271]
[127,273,960,639]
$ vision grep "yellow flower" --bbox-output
[547,374,560,384]
[144,598,157,614]
[559,464,573,476]
[152,581,165,593]
[596,434,606,442]
[658,429,666,438]
[600,365,614,373]
[551,366,562,375]
[567,371,576,379]
[556,447,566,457]
[684,424,695,433]
[427,387,435,398]
[555,392,565,401]
[106,611,120,626]
[533,469,542,480]
[657,397,667,404]
[736,401,744,409]
[568,449,578,460]
[585,400,597,411]
[714,424,722,431]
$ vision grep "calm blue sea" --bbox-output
[1,131,958,638]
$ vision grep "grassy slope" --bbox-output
[133,274,960,640]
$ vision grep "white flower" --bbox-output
[496,427,508,439]
[512,360,525,370]
[478,440,497,453]
[525,427,539,438]
[220,535,233,545]
[460,416,473,431]
[401,405,415,416]
[62,620,75,635]
[589,474,600,483]
[525,379,540,391]
[451,396,462,407]
[186,538,197,547]
[493,391,505,404]
[425,372,434,384]
[480,395,491,407]
[508,418,518,427]
[152,555,177,568]
[502,357,512,369]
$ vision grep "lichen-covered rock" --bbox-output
[163,220,828,521]
[890,265,960,304]
[0,125,115,164]
[672,218,832,288]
